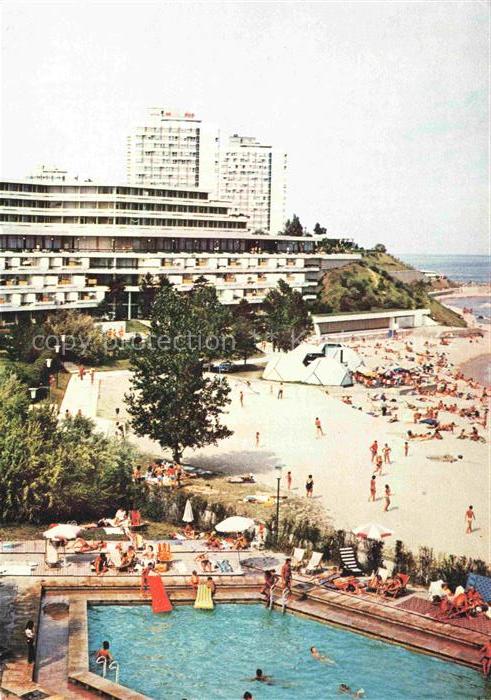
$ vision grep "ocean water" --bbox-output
[447,295,491,321]
[398,254,490,284]
[87,603,487,699]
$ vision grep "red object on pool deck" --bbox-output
[148,575,172,613]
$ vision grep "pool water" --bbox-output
[88,603,487,699]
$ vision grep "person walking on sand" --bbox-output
[305,475,314,498]
[277,383,284,399]
[383,443,391,464]
[286,470,292,490]
[465,505,476,534]
[90,368,95,385]
[255,431,260,448]
[404,441,409,457]
[369,475,376,502]
[315,417,324,438]
[370,440,378,462]
[383,484,391,512]
[374,455,383,476]
[240,390,244,407]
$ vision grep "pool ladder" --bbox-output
[96,656,120,684]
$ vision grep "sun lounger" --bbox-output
[157,543,172,563]
[291,548,306,571]
[339,547,364,576]
[304,551,323,575]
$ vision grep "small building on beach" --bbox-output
[312,308,432,338]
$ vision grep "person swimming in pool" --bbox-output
[250,669,274,685]
[310,646,335,664]
[338,683,364,697]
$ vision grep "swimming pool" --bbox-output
[87,603,487,699]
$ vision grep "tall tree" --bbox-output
[263,279,313,351]
[282,214,304,237]
[125,281,233,462]
[231,299,258,364]
[138,273,172,319]
[313,222,327,237]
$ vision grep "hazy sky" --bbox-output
[1,1,488,253]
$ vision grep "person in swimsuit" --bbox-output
[369,475,376,502]
[287,471,292,490]
[95,640,113,663]
[383,444,391,464]
[310,646,335,664]
[480,640,491,677]
[305,475,314,498]
[370,440,378,462]
[374,455,383,475]
[25,621,35,664]
[383,484,391,512]
[190,570,200,592]
[315,417,324,437]
[465,505,476,533]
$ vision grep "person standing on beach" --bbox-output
[369,475,376,502]
[90,368,95,385]
[383,444,391,464]
[404,441,409,457]
[286,471,292,490]
[370,440,378,462]
[383,484,391,512]
[465,505,476,534]
[277,383,284,399]
[240,390,244,407]
[255,431,260,448]
[306,475,314,498]
[374,455,383,476]
[315,417,324,438]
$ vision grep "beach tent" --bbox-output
[303,357,353,387]
[321,345,363,371]
[182,499,194,523]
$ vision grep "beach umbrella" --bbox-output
[182,499,194,523]
[43,524,82,541]
[216,516,255,533]
[352,523,393,541]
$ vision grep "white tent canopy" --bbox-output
[263,342,358,387]
[43,524,82,541]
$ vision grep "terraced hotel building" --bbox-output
[0,180,359,320]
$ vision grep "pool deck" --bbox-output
[1,568,488,698]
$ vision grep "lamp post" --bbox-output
[54,343,61,387]
[29,386,50,403]
[45,358,53,400]
[274,465,283,545]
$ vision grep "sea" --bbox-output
[399,253,490,386]
[398,253,490,285]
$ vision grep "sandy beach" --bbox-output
[97,318,490,563]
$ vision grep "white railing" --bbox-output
[96,657,120,684]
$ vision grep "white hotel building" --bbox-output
[0,179,359,321]
[216,134,287,235]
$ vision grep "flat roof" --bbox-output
[312,309,430,322]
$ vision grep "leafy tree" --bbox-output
[1,317,40,362]
[231,299,258,364]
[138,273,171,319]
[43,311,108,364]
[263,279,312,351]
[373,243,387,253]
[125,281,233,462]
[282,214,304,237]
[313,222,327,237]
[0,371,137,523]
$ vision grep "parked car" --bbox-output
[211,361,236,373]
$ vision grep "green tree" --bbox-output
[282,214,304,237]
[373,243,387,253]
[138,273,172,319]
[0,371,136,523]
[1,317,40,362]
[43,311,108,364]
[263,279,312,351]
[231,299,258,364]
[125,281,233,462]
[313,222,327,237]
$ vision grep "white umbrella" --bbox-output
[352,523,393,541]
[216,516,255,533]
[43,524,82,541]
[182,499,194,523]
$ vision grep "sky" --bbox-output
[1,1,489,254]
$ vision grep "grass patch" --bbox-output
[428,298,467,328]
[126,320,149,334]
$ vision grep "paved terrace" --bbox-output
[1,562,488,699]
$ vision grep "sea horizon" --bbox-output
[396,252,490,285]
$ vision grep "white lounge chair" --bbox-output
[339,547,363,576]
[292,548,306,570]
[304,551,323,574]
